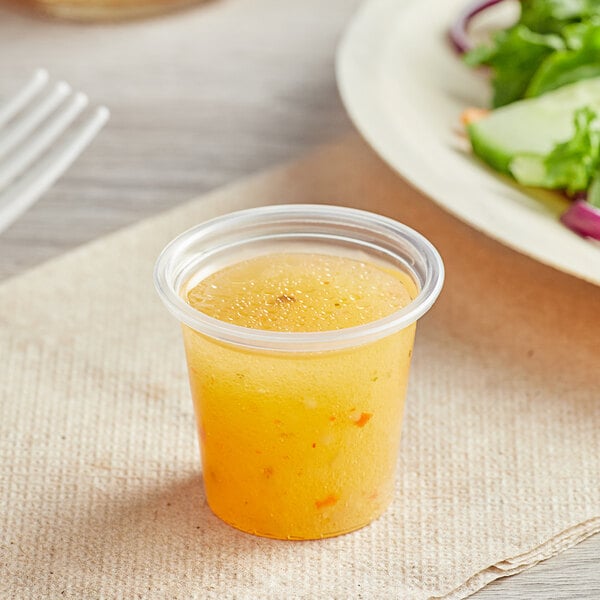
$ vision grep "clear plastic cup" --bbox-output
[154,204,444,539]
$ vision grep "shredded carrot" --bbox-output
[353,412,373,427]
[315,493,338,509]
[460,107,489,126]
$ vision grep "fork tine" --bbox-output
[0,69,49,128]
[0,81,72,161]
[0,92,89,192]
[0,106,109,234]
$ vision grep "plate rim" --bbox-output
[335,0,600,287]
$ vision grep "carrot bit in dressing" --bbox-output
[353,412,373,427]
[315,494,338,509]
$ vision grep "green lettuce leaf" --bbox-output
[520,0,600,34]
[464,0,600,106]
[562,17,600,49]
[464,25,564,107]
[509,107,600,192]
[526,19,600,97]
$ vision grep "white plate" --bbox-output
[336,0,600,286]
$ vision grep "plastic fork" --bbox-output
[0,69,109,234]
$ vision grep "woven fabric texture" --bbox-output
[1,136,599,599]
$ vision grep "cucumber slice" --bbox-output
[509,154,547,186]
[467,77,600,173]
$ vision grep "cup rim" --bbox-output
[154,204,444,352]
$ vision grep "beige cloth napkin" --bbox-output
[1,134,599,599]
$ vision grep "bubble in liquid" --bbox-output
[186,253,414,332]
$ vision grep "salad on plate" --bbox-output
[450,0,600,240]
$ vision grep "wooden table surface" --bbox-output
[0,0,597,597]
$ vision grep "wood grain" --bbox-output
[0,0,597,597]
[0,0,354,278]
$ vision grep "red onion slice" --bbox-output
[560,200,600,240]
[449,0,509,54]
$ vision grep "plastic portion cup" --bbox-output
[154,204,444,540]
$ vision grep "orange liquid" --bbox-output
[183,253,416,539]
